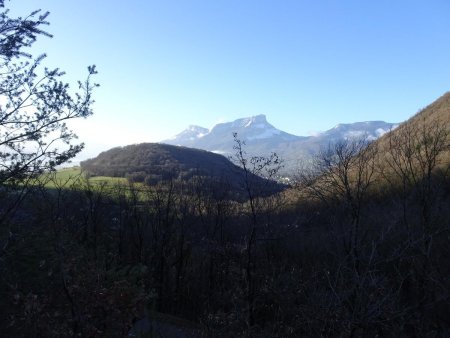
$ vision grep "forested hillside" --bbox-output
[1,3,450,336]
[1,92,450,336]
[81,143,249,181]
[80,142,284,199]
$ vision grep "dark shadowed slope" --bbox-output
[80,143,284,198]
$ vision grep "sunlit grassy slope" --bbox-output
[42,166,127,188]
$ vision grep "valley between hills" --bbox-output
[1,92,450,336]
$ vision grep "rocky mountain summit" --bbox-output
[163,115,397,173]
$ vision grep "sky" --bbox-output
[8,0,450,161]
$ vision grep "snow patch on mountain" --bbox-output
[246,115,266,125]
[247,128,281,140]
[344,130,366,139]
[211,150,228,155]
[162,116,397,174]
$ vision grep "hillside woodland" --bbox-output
[80,142,283,200]
[0,93,450,337]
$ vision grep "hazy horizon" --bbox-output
[9,1,450,161]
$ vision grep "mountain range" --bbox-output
[162,115,397,173]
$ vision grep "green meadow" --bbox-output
[40,166,128,188]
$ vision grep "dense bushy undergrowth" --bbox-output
[0,166,449,336]
[2,115,450,336]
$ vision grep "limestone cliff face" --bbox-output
[163,114,396,173]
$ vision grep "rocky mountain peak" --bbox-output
[162,115,396,174]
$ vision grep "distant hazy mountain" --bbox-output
[162,115,397,173]
[165,125,210,147]
[279,121,397,170]
[165,115,303,154]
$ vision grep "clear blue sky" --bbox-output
[8,0,450,160]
